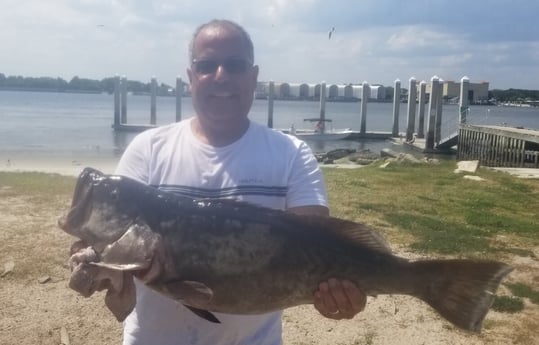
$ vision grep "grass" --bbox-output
[491,296,525,313]
[323,160,539,256]
[506,283,539,305]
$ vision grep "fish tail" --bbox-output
[412,259,513,332]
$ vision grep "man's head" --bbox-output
[187,19,259,142]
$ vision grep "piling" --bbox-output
[392,79,401,137]
[406,77,417,141]
[459,76,469,124]
[113,75,120,129]
[319,82,327,133]
[121,76,127,124]
[435,78,443,144]
[150,76,157,125]
[417,81,426,138]
[176,77,182,122]
[360,81,369,134]
[267,81,274,128]
[425,76,439,150]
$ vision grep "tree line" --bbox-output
[0,73,176,95]
[489,89,539,103]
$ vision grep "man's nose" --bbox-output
[214,64,230,81]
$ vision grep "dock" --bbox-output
[457,124,539,168]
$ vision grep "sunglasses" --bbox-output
[191,57,252,75]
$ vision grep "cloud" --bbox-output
[1,0,538,89]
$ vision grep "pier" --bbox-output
[110,75,539,170]
[457,124,539,168]
[111,75,467,150]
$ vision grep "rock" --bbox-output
[38,276,51,284]
[455,160,480,173]
[60,326,70,345]
[1,260,15,277]
[463,175,485,181]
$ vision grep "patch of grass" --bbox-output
[491,295,525,313]
[506,283,539,305]
[384,211,491,254]
[323,160,539,256]
[0,172,76,196]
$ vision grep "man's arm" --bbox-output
[287,205,367,320]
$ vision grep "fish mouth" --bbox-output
[58,168,104,235]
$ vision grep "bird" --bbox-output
[328,27,335,40]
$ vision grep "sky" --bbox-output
[1,0,538,90]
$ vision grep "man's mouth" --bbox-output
[210,91,235,98]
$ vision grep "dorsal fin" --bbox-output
[301,215,392,254]
[192,197,392,254]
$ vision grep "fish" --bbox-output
[58,167,512,333]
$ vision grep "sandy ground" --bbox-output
[1,159,538,345]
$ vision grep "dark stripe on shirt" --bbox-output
[153,184,288,199]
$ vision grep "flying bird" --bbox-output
[328,27,335,40]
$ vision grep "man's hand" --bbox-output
[313,278,366,320]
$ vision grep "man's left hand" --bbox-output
[313,278,366,320]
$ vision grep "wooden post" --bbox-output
[150,76,157,125]
[392,79,401,137]
[425,76,439,150]
[360,81,369,134]
[176,76,182,122]
[319,82,326,133]
[435,78,443,144]
[120,76,127,124]
[267,81,274,128]
[459,76,469,124]
[405,77,417,141]
[417,81,426,138]
[113,75,120,129]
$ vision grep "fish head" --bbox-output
[58,167,142,249]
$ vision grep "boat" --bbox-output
[280,119,354,141]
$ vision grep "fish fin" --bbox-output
[163,280,214,305]
[183,305,221,323]
[100,222,161,271]
[413,260,513,332]
[105,271,137,322]
[313,217,392,254]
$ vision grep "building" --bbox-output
[423,80,489,104]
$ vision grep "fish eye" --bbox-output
[110,189,120,201]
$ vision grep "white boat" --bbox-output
[280,118,354,141]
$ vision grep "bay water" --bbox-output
[1,90,537,161]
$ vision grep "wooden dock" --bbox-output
[457,124,539,168]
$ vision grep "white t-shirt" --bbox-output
[115,118,328,345]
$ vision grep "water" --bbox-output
[1,90,538,159]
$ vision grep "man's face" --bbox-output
[187,26,258,131]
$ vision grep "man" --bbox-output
[116,19,366,345]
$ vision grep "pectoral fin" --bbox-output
[105,271,136,322]
[162,280,214,305]
[161,280,218,323]
[183,305,220,323]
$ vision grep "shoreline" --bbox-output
[0,155,119,177]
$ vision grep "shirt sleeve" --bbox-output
[285,141,328,209]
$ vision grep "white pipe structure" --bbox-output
[360,81,369,134]
[405,77,417,141]
[459,76,470,124]
[392,79,401,137]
